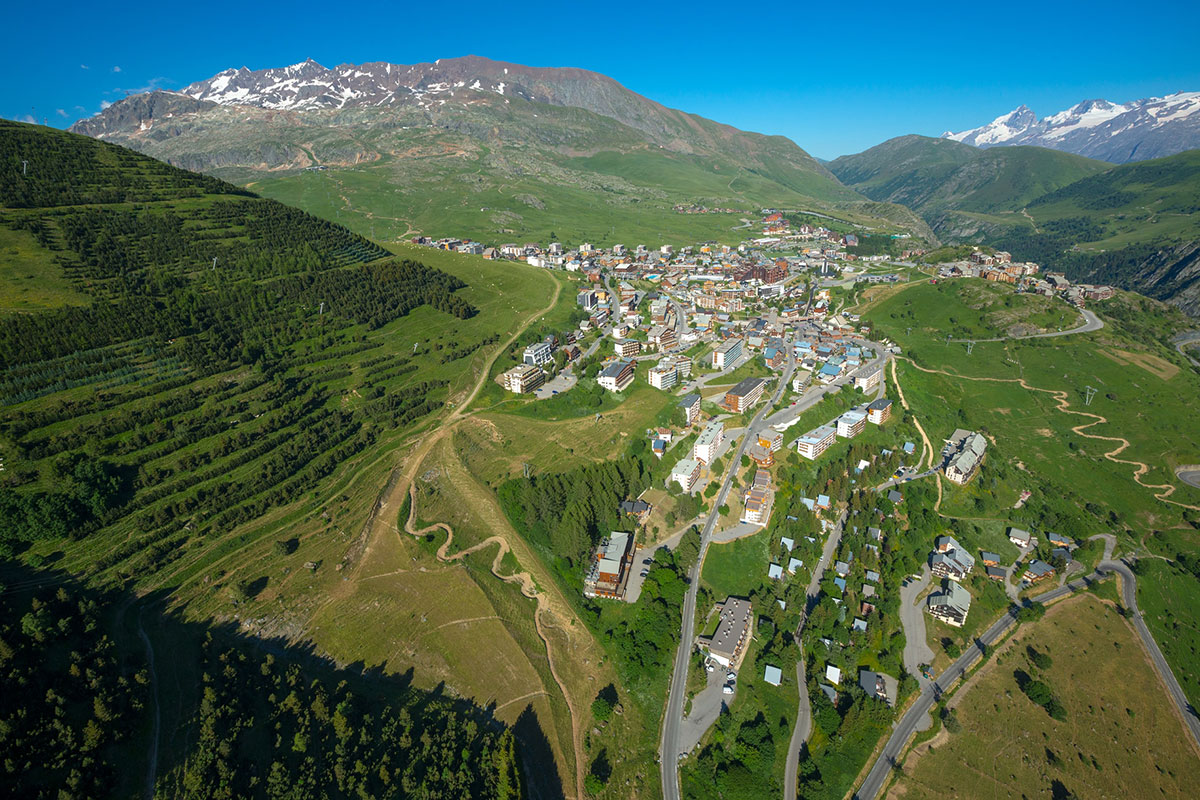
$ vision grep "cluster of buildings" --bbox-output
[934,251,1115,308]
[499,335,583,394]
[796,398,892,461]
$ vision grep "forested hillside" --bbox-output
[0,564,522,799]
[0,122,473,574]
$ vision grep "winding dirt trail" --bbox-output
[403,483,586,800]
[889,358,945,509]
[900,358,1200,511]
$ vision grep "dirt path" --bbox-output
[889,359,944,509]
[1020,207,1041,234]
[901,358,1200,511]
[403,483,586,800]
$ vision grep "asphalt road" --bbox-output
[852,558,1200,800]
[659,336,796,800]
[971,307,1104,343]
[899,565,934,691]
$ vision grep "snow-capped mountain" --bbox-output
[181,57,527,111]
[943,93,1200,163]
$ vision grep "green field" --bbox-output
[893,594,1200,800]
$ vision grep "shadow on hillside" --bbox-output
[0,559,560,796]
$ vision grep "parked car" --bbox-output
[639,569,649,578]
[722,684,734,695]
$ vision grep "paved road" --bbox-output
[659,335,796,800]
[1176,466,1200,490]
[852,558,1200,800]
[764,348,889,433]
[783,510,847,800]
[971,308,1104,343]
[1171,330,1200,368]
[680,665,735,754]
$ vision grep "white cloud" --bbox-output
[18,114,36,123]
[80,64,89,70]
[113,65,121,73]
[100,100,112,110]
[56,108,67,117]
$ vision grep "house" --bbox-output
[620,499,652,524]
[797,425,837,460]
[943,428,987,485]
[836,409,867,439]
[927,580,972,627]
[788,557,803,574]
[985,565,1007,581]
[713,337,744,369]
[825,664,841,686]
[768,563,784,580]
[747,442,774,468]
[1024,560,1056,584]
[834,560,851,577]
[703,597,753,667]
[867,398,892,425]
[764,665,783,687]
[980,551,1002,567]
[1045,531,1072,548]
[781,537,794,552]
[679,393,701,426]
[859,670,898,706]
[671,458,702,493]
[852,617,868,632]
[614,339,641,359]
[500,364,546,394]
[583,532,635,599]
[523,342,553,366]
[1051,547,1072,563]
[724,377,767,413]
[598,360,635,392]
[930,536,975,582]
[1008,527,1033,548]
[694,421,725,464]
[815,494,831,511]
[887,490,903,504]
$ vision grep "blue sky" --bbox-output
[4,0,1199,159]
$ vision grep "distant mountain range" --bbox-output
[832,135,1200,314]
[942,93,1200,163]
[70,56,929,245]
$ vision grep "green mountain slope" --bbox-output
[993,150,1200,313]
[0,121,594,792]
[830,135,1109,227]
[71,57,932,245]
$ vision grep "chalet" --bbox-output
[859,670,898,706]
[1008,527,1033,548]
[1045,531,1072,548]
[985,565,1007,581]
[943,429,987,485]
[930,536,975,582]
[979,552,1002,567]
[614,339,641,359]
[1023,560,1056,584]
[927,581,971,627]
[598,360,635,392]
[620,499,652,524]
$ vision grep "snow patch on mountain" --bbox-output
[943,92,1200,163]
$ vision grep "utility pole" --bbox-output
[945,334,952,347]
[522,462,531,479]
[21,160,28,176]
[211,257,218,271]
[319,301,325,315]
[966,341,974,355]
[1084,385,1098,406]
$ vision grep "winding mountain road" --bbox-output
[852,558,1200,800]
